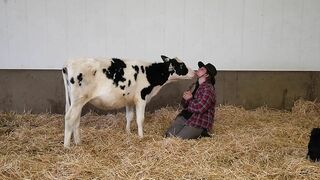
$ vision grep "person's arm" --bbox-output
[181,90,192,108]
[181,82,199,108]
[181,98,189,108]
[187,86,214,114]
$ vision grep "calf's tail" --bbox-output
[62,67,71,113]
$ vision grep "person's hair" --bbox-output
[207,74,215,85]
[192,81,200,96]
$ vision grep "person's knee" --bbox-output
[176,126,203,139]
[164,116,187,138]
[174,116,187,125]
[177,133,200,140]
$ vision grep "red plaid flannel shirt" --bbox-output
[181,81,216,130]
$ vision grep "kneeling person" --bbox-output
[165,61,217,139]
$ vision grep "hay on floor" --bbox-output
[0,100,319,179]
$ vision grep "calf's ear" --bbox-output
[161,55,170,62]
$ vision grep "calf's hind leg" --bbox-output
[64,102,85,148]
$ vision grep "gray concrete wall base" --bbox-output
[0,70,319,114]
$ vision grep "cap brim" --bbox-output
[198,61,205,68]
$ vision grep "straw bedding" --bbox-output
[0,100,319,179]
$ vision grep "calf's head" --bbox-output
[161,55,195,80]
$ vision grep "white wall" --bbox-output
[0,0,320,70]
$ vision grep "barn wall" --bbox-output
[0,70,319,113]
[1,0,320,70]
[1,0,320,113]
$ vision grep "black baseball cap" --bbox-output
[198,61,217,78]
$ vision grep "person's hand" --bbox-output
[183,90,193,101]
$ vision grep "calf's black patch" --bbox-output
[62,67,68,74]
[70,77,75,84]
[140,66,145,74]
[103,58,127,87]
[128,80,131,87]
[140,62,170,100]
[132,65,139,81]
[120,85,125,90]
[141,86,154,100]
[77,73,83,86]
[307,128,320,162]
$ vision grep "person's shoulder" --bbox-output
[203,82,215,91]
[204,81,214,88]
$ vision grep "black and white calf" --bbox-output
[62,55,195,148]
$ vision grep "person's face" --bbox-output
[196,67,207,78]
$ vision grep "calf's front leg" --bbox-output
[125,105,134,133]
[135,101,146,138]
